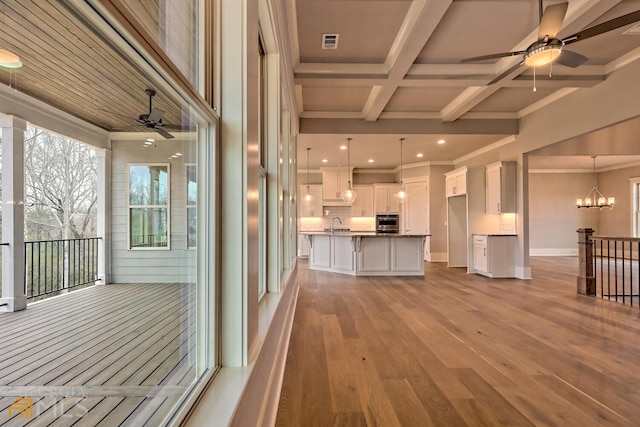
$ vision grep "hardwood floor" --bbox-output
[0,283,196,426]
[276,257,640,426]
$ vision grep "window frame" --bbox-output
[127,162,171,250]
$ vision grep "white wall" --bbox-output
[110,139,196,283]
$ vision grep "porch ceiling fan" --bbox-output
[461,1,640,85]
[98,89,185,139]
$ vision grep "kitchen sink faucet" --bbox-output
[330,216,342,233]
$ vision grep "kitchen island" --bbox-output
[301,231,428,276]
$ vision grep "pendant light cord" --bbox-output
[399,138,404,184]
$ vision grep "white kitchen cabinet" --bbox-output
[374,184,401,213]
[472,234,516,278]
[298,233,309,257]
[445,168,467,197]
[322,168,352,204]
[356,236,425,275]
[331,235,356,274]
[298,184,323,217]
[486,161,515,214]
[351,185,374,217]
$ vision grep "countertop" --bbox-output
[300,230,431,237]
[473,233,517,237]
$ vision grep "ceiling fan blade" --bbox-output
[538,2,568,40]
[97,108,142,124]
[147,108,165,123]
[555,50,589,68]
[461,51,524,63]
[562,10,640,45]
[487,61,524,85]
[154,126,175,139]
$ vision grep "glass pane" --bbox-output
[122,0,199,86]
[187,165,197,205]
[129,165,168,205]
[130,207,168,248]
[187,207,197,248]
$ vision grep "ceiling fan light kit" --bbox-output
[524,40,562,67]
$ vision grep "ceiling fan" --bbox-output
[99,89,184,139]
[461,1,640,84]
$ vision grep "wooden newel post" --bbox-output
[577,228,595,295]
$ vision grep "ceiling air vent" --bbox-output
[322,34,339,49]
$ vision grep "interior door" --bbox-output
[404,180,429,259]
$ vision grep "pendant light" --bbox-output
[302,147,314,207]
[393,137,408,204]
[341,137,357,204]
[576,155,614,209]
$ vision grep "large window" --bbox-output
[128,164,170,249]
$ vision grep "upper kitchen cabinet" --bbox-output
[374,184,401,213]
[299,184,323,217]
[445,167,467,197]
[485,161,515,214]
[351,185,374,217]
[322,167,352,205]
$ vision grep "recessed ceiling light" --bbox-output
[437,139,446,145]
[322,159,328,163]
[175,152,182,156]
[368,159,374,163]
[144,141,153,145]
[416,153,424,158]
[339,145,347,150]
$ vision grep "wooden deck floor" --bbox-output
[276,257,640,426]
[0,283,196,426]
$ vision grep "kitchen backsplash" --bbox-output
[299,206,376,231]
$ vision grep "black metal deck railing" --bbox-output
[24,237,101,301]
[591,236,640,306]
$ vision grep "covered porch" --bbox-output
[0,281,195,426]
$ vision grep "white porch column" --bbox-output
[96,148,111,285]
[1,115,27,312]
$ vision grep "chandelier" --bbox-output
[576,156,614,209]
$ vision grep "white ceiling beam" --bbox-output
[363,0,453,122]
[299,117,518,136]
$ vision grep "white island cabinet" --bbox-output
[303,231,428,276]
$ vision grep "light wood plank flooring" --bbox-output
[0,283,196,426]
[276,257,640,426]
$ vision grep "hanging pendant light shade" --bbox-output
[394,137,408,204]
[576,155,614,209]
[341,137,357,204]
[302,147,314,208]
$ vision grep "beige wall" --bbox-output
[528,172,598,254]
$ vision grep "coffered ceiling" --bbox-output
[290,0,640,169]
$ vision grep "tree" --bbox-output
[23,126,97,240]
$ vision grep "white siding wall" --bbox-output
[111,139,196,283]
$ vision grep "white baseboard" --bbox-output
[530,248,578,257]
[515,266,532,280]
